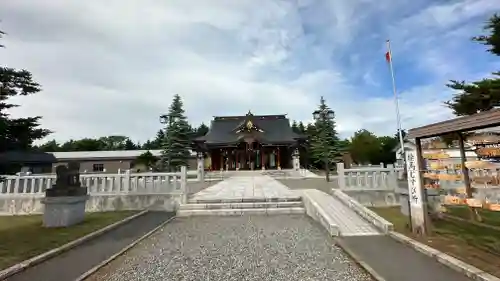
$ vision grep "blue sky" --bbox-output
[1,0,499,143]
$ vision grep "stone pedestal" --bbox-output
[41,196,89,228]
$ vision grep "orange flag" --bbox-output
[385,40,392,63]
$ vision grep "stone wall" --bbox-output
[0,193,184,216]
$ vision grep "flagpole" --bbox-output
[386,40,405,159]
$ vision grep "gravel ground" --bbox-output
[277,178,338,194]
[87,215,373,281]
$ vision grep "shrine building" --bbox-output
[192,111,306,170]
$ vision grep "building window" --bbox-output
[93,164,104,172]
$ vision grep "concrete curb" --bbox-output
[75,215,177,281]
[389,231,500,281]
[0,209,149,281]
[334,238,386,281]
[332,189,394,233]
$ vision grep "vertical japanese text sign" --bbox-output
[406,148,423,207]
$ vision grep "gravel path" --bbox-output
[87,215,373,281]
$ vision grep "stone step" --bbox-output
[179,201,303,210]
[187,196,302,204]
[177,207,305,217]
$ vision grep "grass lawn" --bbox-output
[371,206,500,277]
[444,205,500,227]
[0,211,137,270]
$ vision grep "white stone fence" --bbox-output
[337,162,404,190]
[0,167,196,215]
[0,168,195,196]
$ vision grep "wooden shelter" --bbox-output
[407,109,500,233]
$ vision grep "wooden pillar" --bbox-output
[210,149,215,171]
[246,142,249,170]
[458,133,473,198]
[220,149,223,170]
[458,132,479,221]
[236,149,239,170]
[261,146,264,169]
[277,147,281,169]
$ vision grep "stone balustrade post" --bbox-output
[180,166,187,203]
[336,162,346,189]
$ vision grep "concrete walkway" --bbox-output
[339,235,474,281]
[300,189,380,236]
[6,212,174,281]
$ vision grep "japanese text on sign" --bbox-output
[406,150,423,207]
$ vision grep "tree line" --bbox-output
[35,124,210,152]
[291,119,404,167]
[33,98,402,169]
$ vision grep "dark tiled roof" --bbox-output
[197,114,303,145]
[0,151,57,164]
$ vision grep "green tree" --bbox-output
[291,120,300,134]
[338,138,351,152]
[377,135,398,164]
[349,129,381,164]
[142,129,165,149]
[136,151,159,171]
[37,140,60,152]
[0,30,51,174]
[194,123,209,138]
[297,121,306,134]
[161,94,191,171]
[309,97,342,181]
[445,14,500,115]
[473,13,500,56]
[0,30,4,48]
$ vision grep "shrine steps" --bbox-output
[177,198,305,217]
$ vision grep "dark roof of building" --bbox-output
[0,151,57,164]
[196,113,303,145]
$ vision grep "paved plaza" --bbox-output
[189,176,300,201]
[86,215,373,281]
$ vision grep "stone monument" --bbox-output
[41,162,89,228]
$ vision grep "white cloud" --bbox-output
[1,0,499,144]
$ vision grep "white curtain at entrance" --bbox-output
[270,152,276,168]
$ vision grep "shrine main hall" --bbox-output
[192,112,305,170]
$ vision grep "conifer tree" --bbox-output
[309,97,342,181]
[161,94,191,171]
[445,14,500,115]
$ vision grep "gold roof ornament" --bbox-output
[246,120,253,130]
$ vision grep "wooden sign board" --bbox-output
[444,195,465,205]
[465,198,483,208]
[423,153,450,159]
[475,147,500,158]
[487,203,500,212]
